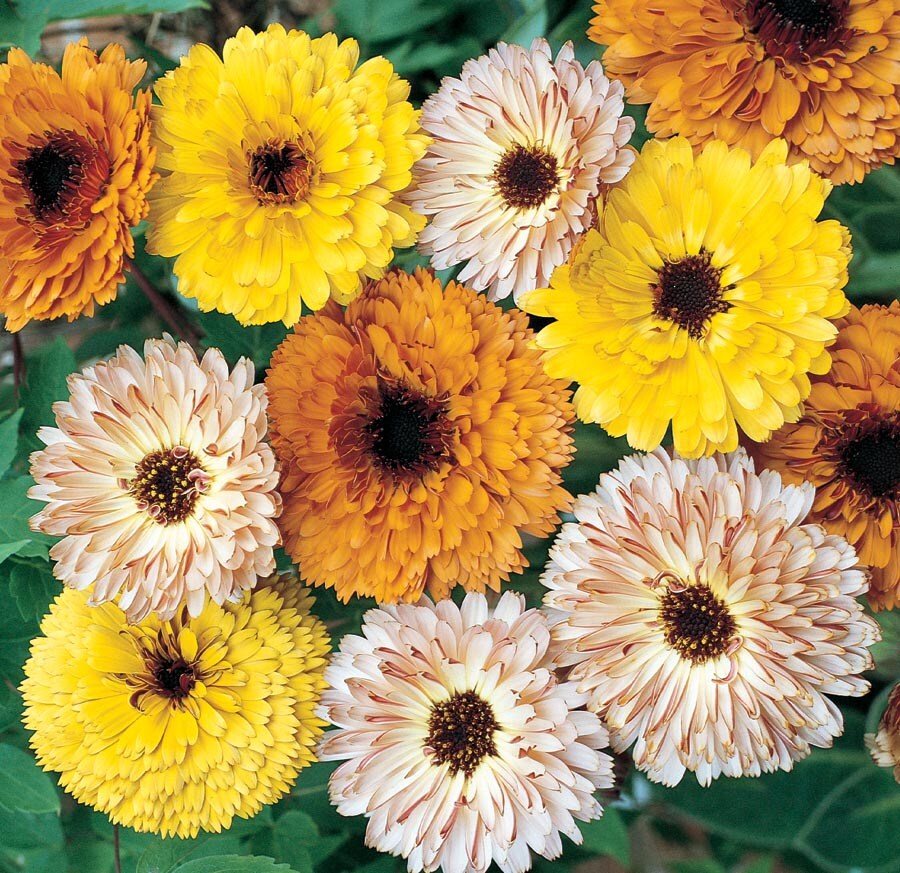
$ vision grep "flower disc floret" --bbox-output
[147,24,428,326]
[522,136,851,458]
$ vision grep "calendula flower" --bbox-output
[21,576,330,837]
[866,684,900,784]
[29,336,281,622]
[750,302,900,610]
[590,0,900,184]
[266,267,575,604]
[318,591,614,873]
[542,448,879,787]
[146,24,427,326]
[521,136,851,458]
[405,39,634,302]
[0,41,156,332]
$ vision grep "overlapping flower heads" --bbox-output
[21,576,330,837]
[147,24,428,326]
[29,336,281,622]
[266,267,575,603]
[590,0,900,184]
[751,302,900,610]
[522,136,851,458]
[318,592,614,873]
[406,38,634,302]
[542,448,879,786]
[0,41,156,331]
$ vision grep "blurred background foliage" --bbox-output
[0,0,898,871]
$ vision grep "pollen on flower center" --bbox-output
[152,656,196,699]
[129,446,208,525]
[18,141,84,217]
[744,0,851,59]
[659,583,737,663]
[839,423,900,499]
[494,143,560,210]
[248,140,312,204]
[426,690,500,776]
[652,251,731,339]
[364,382,453,475]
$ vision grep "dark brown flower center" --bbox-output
[652,251,731,339]
[744,0,852,61]
[494,143,560,210]
[839,422,900,500]
[365,382,454,476]
[129,446,209,525]
[152,656,196,699]
[18,141,83,217]
[248,140,312,204]
[426,690,499,776]
[659,584,737,663]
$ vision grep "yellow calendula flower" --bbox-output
[146,24,428,326]
[21,576,330,838]
[521,136,851,458]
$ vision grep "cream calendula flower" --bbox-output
[405,38,634,302]
[318,592,614,873]
[21,576,331,837]
[147,24,428,325]
[866,683,900,784]
[29,336,281,622]
[542,448,879,787]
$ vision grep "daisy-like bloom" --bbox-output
[405,39,634,303]
[29,336,280,622]
[542,448,880,787]
[590,0,900,184]
[146,24,427,326]
[266,267,575,603]
[21,576,330,837]
[866,683,900,784]
[750,302,900,610]
[0,41,156,332]
[521,136,851,458]
[318,591,614,873]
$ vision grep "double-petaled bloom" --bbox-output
[266,267,575,603]
[866,683,900,784]
[147,24,428,325]
[521,136,851,458]
[590,0,900,184]
[29,337,281,622]
[542,448,879,786]
[21,577,331,837]
[318,592,614,873]
[0,41,156,331]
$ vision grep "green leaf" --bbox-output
[198,311,289,371]
[42,0,208,17]
[273,811,319,872]
[0,1,47,54]
[500,0,548,46]
[578,807,631,865]
[0,409,23,480]
[170,857,297,873]
[0,806,62,851]
[333,0,453,45]
[0,744,59,814]
[0,476,56,560]
[670,861,728,873]
[20,338,75,459]
[6,558,59,623]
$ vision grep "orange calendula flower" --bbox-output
[590,0,900,184]
[266,268,575,603]
[0,41,156,331]
[751,302,900,610]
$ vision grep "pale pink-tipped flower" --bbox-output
[542,448,879,787]
[29,336,281,622]
[405,38,634,302]
[866,684,900,784]
[318,591,614,873]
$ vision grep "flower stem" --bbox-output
[11,332,24,403]
[125,257,203,350]
[113,824,121,873]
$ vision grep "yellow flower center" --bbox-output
[659,583,737,663]
[836,417,900,500]
[129,446,209,525]
[247,140,313,204]
[426,690,499,776]
[494,143,560,210]
[652,250,731,339]
[17,137,85,219]
[743,0,851,61]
